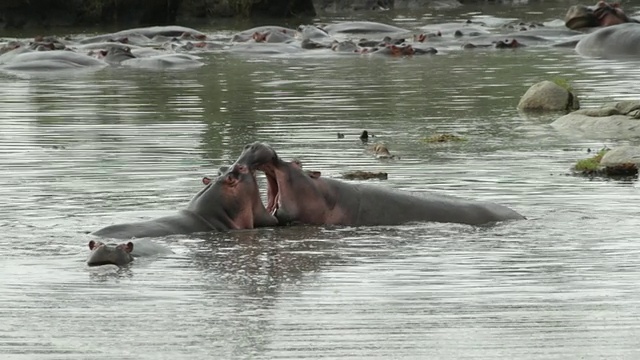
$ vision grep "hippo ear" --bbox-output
[307,171,321,179]
[202,176,211,185]
[291,159,303,169]
[88,240,96,250]
[125,242,134,253]
[224,174,237,186]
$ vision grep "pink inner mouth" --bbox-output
[265,171,279,215]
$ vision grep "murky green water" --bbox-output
[2,3,640,359]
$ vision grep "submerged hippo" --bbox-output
[86,239,173,267]
[92,163,277,239]
[0,49,108,71]
[575,23,640,58]
[233,142,525,227]
[565,1,636,30]
[79,26,207,44]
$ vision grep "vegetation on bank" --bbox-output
[573,147,609,173]
[551,77,574,93]
[572,147,638,179]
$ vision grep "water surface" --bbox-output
[2,4,640,359]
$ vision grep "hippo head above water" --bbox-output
[565,1,632,30]
[87,240,134,267]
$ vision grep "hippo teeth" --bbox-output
[269,193,280,215]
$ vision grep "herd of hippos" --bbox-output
[75,2,636,265]
[2,1,640,73]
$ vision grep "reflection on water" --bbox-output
[2,5,640,359]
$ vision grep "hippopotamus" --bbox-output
[231,26,297,42]
[100,46,136,64]
[86,239,173,267]
[575,23,640,58]
[462,39,525,49]
[565,1,637,30]
[78,26,208,45]
[92,163,277,239]
[233,142,525,227]
[120,53,204,69]
[321,21,409,35]
[0,49,108,71]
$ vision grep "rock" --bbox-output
[342,171,388,180]
[517,80,580,112]
[422,133,467,143]
[572,146,639,178]
[600,146,640,167]
[551,100,640,139]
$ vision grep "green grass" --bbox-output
[574,148,609,172]
[551,77,574,93]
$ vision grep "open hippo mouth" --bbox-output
[261,164,280,216]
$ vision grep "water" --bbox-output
[2,3,640,359]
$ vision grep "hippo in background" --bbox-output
[78,25,208,45]
[565,1,637,30]
[86,239,173,267]
[0,48,108,71]
[575,22,640,58]
[233,142,525,227]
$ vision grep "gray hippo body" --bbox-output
[233,142,525,227]
[86,239,173,267]
[92,163,277,239]
[0,49,108,71]
[79,26,207,44]
[575,23,640,58]
[321,21,409,35]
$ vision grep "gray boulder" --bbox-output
[518,80,580,112]
[551,100,640,139]
[600,146,640,167]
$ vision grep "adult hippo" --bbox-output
[92,163,277,239]
[0,49,108,71]
[575,23,640,58]
[79,26,207,44]
[321,21,409,35]
[565,1,636,30]
[86,239,173,267]
[120,53,204,70]
[233,142,525,227]
[231,26,297,42]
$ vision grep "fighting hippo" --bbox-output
[565,1,636,30]
[575,23,640,58]
[92,163,277,239]
[233,142,525,227]
[86,239,173,267]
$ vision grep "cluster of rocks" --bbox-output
[519,80,640,179]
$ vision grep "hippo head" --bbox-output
[188,163,278,229]
[565,2,630,30]
[87,240,134,267]
[103,46,136,63]
[233,142,326,225]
